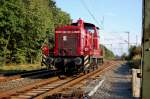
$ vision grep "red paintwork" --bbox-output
[42,45,49,56]
[54,19,103,58]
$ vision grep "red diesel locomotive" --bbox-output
[42,19,103,74]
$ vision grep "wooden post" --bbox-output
[142,0,150,98]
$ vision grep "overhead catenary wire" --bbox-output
[80,0,102,29]
[80,0,132,55]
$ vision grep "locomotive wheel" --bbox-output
[83,68,89,74]
[87,69,90,73]
[84,70,88,74]
[58,75,66,79]
[96,64,98,69]
[92,65,95,71]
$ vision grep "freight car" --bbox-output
[41,19,103,75]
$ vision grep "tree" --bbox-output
[127,45,142,69]
[0,0,71,65]
[100,44,115,60]
[0,0,26,64]
[128,45,141,60]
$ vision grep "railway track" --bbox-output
[36,61,123,99]
[0,60,123,99]
[0,69,52,82]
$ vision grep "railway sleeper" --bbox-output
[45,90,88,99]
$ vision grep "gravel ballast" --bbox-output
[91,63,132,99]
[0,78,42,92]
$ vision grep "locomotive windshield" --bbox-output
[85,26,95,33]
[71,23,78,26]
[84,22,95,33]
[71,22,96,33]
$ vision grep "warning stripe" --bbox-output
[42,55,47,58]
[84,60,89,65]
[84,55,90,67]
[84,55,89,61]
[85,63,90,68]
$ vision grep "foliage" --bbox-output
[127,45,142,69]
[0,63,45,73]
[128,45,141,60]
[100,44,115,60]
[120,53,128,60]
[0,0,71,65]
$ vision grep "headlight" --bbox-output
[74,57,82,65]
[55,58,62,63]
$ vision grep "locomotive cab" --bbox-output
[53,19,103,74]
[42,19,103,75]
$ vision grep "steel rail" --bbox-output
[35,61,121,99]
[0,69,48,82]
[48,61,123,98]
[0,76,59,98]
[0,61,122,99]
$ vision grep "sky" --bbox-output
[55,0,142,56]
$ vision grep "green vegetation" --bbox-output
[0,0,71,65]
[127,45,142,69]
[128,46,141,60]
[0,64,46,73]
[100,44,115,60]
[0,0,115,72]
[120,45,141,69]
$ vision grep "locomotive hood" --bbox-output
[55,26,80,32]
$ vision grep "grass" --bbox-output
[0,63,46,74]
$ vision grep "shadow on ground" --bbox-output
[114,62,132,76]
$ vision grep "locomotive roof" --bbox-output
[71,22,99,29]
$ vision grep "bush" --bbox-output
[0,57,5,66]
